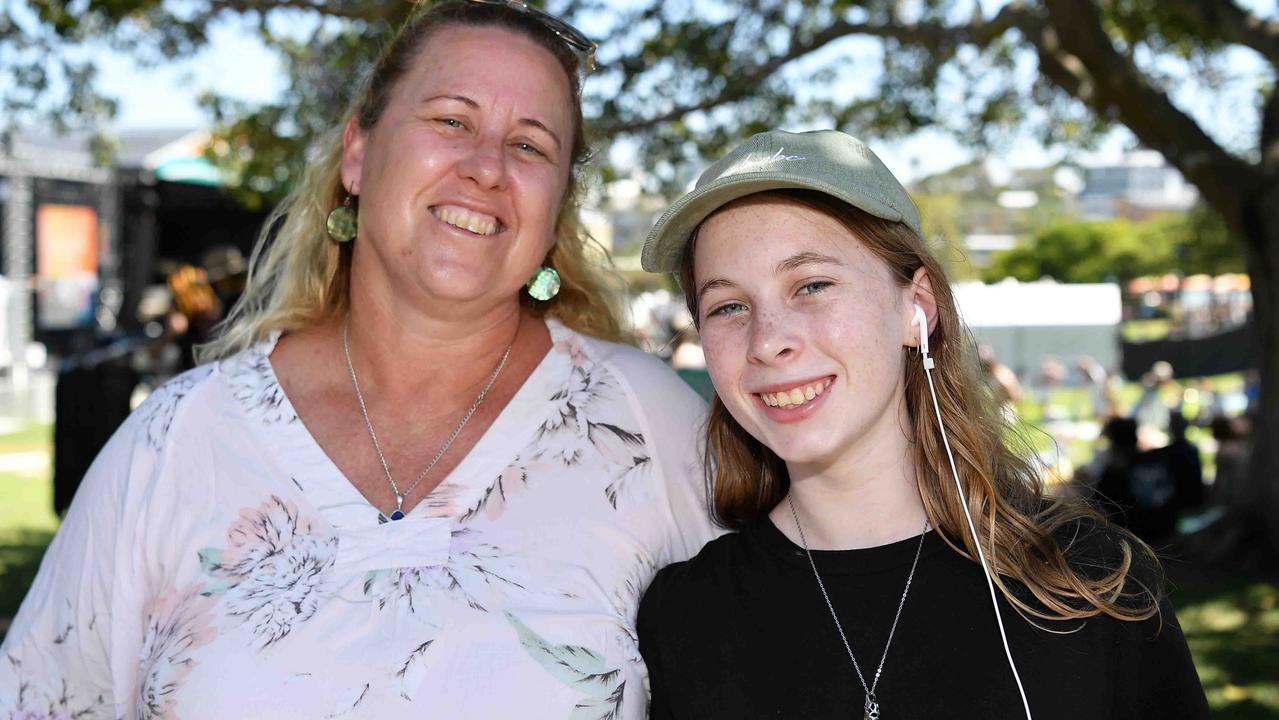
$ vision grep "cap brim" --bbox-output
[640,172,906,273]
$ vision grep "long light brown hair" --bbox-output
[681,189,1159,623]
[199,1,624,362]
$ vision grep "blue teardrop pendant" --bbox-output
[387,493,406,521]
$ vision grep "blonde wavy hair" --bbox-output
[199,1,625,363]
[680,189,1161,624]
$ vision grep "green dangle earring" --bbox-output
[326,193,358,243]
[527,266,561,301]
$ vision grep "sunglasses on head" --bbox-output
[467,0,597,72]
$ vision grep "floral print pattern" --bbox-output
[222,343,296,425]
[138,368,210,450]
[137,587,216,719]
[198,496,338,649]
[508,613,626,720]
[0,321,715,718]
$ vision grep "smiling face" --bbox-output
[341,24,575,312]
[693,194,918,476]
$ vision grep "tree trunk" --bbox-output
[1241,187,1279,558]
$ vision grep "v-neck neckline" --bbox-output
[247,319,572,529]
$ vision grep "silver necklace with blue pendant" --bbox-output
[787,496,928,720]
[343,318,512,522]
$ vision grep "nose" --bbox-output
[456,135,508,190]
[747,310,801,366]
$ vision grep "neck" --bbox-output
[342,289,528,399]
[770,403,928,550]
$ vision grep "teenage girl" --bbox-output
[637,129,1209,720]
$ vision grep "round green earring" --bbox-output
[527,266,561,301]
[326,194,357,243]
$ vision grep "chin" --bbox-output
[750,429,834,466]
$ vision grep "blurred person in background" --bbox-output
[979,343,1022,421]
[1210,416,1251,514]
[0,3,716,717]
[201,244,249,314]
[167,262,223,370]
[1161,413,1204,514]
[1132,360,1180,446]
[1075,354,1111,420]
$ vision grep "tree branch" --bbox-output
[208,0,395,23]
[598,3,1036,136]
[1037,0,1257,232]
[1168,0,1279,67]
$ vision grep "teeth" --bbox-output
[432,205,499,236]
[761,379,831,408]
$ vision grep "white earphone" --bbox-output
[914,303,1033,720]
[912,304,933,367]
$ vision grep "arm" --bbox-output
[0,387,173,717]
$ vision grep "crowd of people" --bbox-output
[977,344,1257,545]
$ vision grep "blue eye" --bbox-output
[798,280,833,296]
[707,302,746,318]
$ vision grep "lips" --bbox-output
[746,375,839,409]
[758,378,833,409]
[430,203,505,236]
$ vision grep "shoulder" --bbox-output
[127,363,220,453]
[643,531,749,607]
[574,331,702,393]
[569,330,707,415]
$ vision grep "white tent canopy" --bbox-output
[953,279,1122,328]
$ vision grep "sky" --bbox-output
[91,4,1265,185]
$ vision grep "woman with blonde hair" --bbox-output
[1,3,714,716]
[637,129,1207,719]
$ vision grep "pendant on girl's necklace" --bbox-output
[864,695,880,720]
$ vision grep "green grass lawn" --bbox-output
[0,422,58,638]
[0,421,1275,716]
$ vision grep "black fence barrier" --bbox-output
[1121,325,1258,379]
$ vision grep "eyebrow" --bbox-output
[695,277,736,303]
[422,94,563,152]
[776,251,842,273]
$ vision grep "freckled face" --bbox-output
[342,25,575,309]
[693,196,915,472]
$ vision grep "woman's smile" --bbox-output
[430,203,504,236]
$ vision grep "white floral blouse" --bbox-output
[0,320,718,719]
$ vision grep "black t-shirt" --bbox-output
[637,518,1209,719]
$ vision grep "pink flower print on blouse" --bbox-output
[136,586,217,719]
[198,496,338,649]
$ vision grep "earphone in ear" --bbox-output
[913,304,933,368]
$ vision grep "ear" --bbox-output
[340,116,367,196]
[903,266,939,349]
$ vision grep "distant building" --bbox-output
[1077,151,1197,220]
[954,279,1122,378]
[962,233,1018,267]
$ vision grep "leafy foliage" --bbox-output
[982,207,1243,284]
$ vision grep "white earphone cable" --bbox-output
[918,309,1033,720]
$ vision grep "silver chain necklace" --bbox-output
[787,495,929,720]
[342,318,512,521]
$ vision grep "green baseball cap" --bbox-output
[641,129,922,273]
